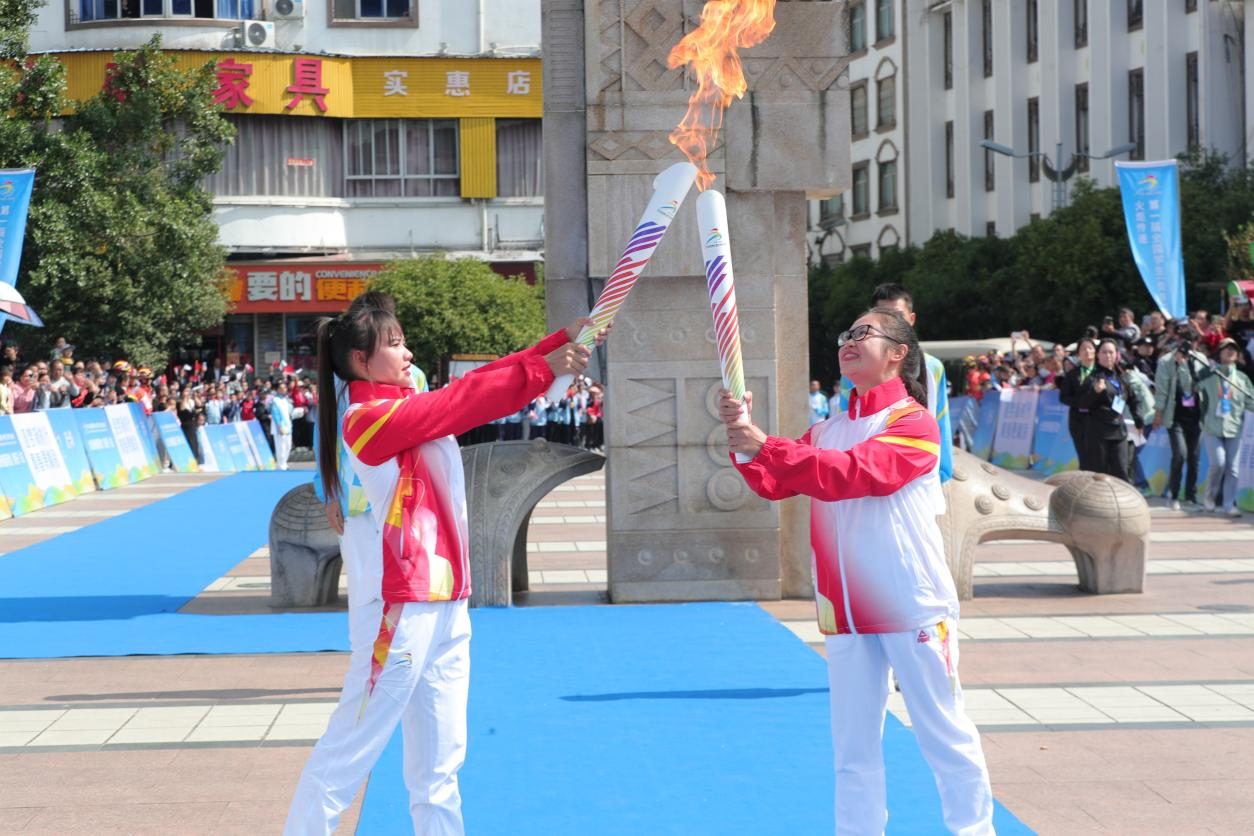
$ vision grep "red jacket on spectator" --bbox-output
[241,398,255,421]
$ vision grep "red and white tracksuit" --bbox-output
[735,377,994,836]
[285,331,567,836]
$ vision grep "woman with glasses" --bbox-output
[719,308,994,836]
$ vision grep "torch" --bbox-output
[696,189,751,464]
[545,161,699,401]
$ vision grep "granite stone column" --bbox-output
[543,0,849,601]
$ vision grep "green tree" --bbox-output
[809,246,917,385]
[1178,148,1254,294]
[368,256,546,375]
[0,0,40,60]
[809,150,1254,381]
[0,20,233,367]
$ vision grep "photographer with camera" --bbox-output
[1153,327,1211,510]
[1070,339,1147,482]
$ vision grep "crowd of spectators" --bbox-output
[803,297,1254,515]
[457,377,606,452]
[1,338,610,468]
[0,338,312,471]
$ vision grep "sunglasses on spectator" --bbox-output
[837,324,905,347]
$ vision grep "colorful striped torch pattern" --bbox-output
[697,189,751,464]
[545,161,698,400]
[704,252,745,402]
[575,220,668,348]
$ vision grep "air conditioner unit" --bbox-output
[270,0,305,21]
[236,20,276,49]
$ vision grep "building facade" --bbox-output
[31,0,542,370]
[811,0,1249,266]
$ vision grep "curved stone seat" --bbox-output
[269,482,343,608]
[939,449,1150,599]
[462,439,606,607]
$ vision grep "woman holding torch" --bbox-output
[718,307,994,836]
[286,296,607,836]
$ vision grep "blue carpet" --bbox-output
[358,603,1033,835]
[0,471,355,659]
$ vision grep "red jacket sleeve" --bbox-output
[734,409,940,502]
[343,332,565,466]
[464,329,569,377]
[733,428,813,500]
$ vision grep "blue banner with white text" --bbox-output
[0,169,35,287]
[1115,160,1186,319]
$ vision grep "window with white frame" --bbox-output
[75,0,258,22]
[332,0,411,20]
[344,119,460,197]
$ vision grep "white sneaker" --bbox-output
[1203,499,1216,512]
[1227,506,1242,518]
[1170,500,1181,512]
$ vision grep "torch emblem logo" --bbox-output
[0,181,12,197]
[658,199,680,219]
[1135,173,1159,194]
[704,228,724,248]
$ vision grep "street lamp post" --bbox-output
[979,140,1139,211]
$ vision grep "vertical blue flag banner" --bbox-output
[1115,160,1187,319]
[0,169,39,333]
[0,169,35,287]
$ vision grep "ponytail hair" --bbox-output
[864,306,928,408]
[315,295,402,507]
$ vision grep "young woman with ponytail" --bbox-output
[286,294,607,836]
[718,307,994,835]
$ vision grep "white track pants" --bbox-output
[825,619,994,836]
[275,431,293,470]
[284,598,471,836]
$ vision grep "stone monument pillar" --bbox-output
[543,0,849,602]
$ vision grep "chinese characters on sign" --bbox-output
[246,271,314,303]
[383,70,409,97]
[213,59,254,110]
[285,58,331,112]
[228,264,385,312]
[444,71,471,97]
[506,71,531,95]
[1132,196,1170,302]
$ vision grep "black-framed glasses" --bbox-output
[837,323,905,347]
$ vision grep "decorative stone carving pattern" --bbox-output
[617,377,680,518]
[741,55,851,92]
[589,131,691,161]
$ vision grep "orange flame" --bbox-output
[667,0,777,191]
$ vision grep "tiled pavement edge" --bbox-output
[4,468,1254,832]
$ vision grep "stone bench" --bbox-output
[269,482,343,608]
[268,439,604,609]
[938,449,1151,599]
